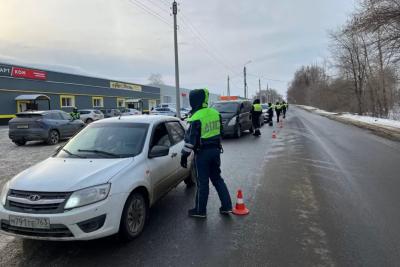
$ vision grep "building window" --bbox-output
[60,95,75,108]
[117,98,126,108]
[92,97,104,108]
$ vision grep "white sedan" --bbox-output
[0,115,195,241]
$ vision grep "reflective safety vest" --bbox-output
[70,112,80,120]
[275,104,282,110]
[253,104,262,112]
[188,108,221,139]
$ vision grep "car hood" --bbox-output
[9,157,133,192]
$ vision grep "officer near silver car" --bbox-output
[180,88,232,218]
[70,107,80,120]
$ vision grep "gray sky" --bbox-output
[0,0,356,97]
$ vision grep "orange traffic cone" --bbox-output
[232,189,249,215]
[272,131,277,139]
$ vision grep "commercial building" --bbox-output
[0,63,161,125]
[156,84,220,109]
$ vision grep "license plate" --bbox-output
[17,125,29,129]
[9,215,50,229]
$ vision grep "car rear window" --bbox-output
[16,113,43,118]
[79,110,90,114]
[94,110,102,114]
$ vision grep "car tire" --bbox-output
[234,124,241,138]
[46,130,59,145]
[13,140,26,146]
[85,118,93,124]
[119,192,148,241]
[184,162,196,187]
[249,125,254,133]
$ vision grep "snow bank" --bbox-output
[339,114,400,130]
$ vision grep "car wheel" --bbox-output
[184,162,196,187]
[249,125,254,133]
[13,140,26,146]
[119,192,148,241]
[234,124,241,138]
[46,130,59,145]
[86,118,93,124]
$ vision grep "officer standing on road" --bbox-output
[275,101,282,123]
[251,99,262,136]
[282,101,287,119]
[180,88,232,218]
[267,102,274,126]
[70,107,80,120]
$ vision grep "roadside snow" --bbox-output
[339,114,400,129]
[296,105,338,116]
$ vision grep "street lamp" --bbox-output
[243,60,252,99]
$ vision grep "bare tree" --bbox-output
[148,73,165,85]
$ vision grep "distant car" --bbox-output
[8,110,85,146]
[100,109,121,118]
[0,115,195,241]
[180,108,191,118]
[78,109,104,124]
[261,104,269,122]
[150,107,177,117]
[211,100,253,138]
[121,108,142,116]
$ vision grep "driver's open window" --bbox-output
[150,123,171,149]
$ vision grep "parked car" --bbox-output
[78,109,104,124]
[120,108,142,116]
[211,100,253,138]
[0,115,195,241]
[8,110,85,146]
[100,109,121,118]
[150,107,177,117]
[180,108,191,118]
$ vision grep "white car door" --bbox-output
[147,122,178,201]
[165,121,189,180]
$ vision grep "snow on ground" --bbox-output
[296,105,338,116]
[339,114,400,130]
[297,105,400,130]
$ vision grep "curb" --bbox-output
[296,105,400,142]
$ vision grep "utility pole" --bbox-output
[173,1,181,118]
[243,67,247,99]
[258,78,261,102]
[227,75,230,96]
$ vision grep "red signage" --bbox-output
[181,93,187,97]
[11,67,47,80]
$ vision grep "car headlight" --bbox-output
[228,116,237,126]
[0,182,10,206]
[64,184,111,210]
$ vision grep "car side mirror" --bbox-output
[149,145,170,158]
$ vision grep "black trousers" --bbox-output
[193,148,232,213]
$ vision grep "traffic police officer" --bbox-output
[70,107,80,120]
[267,102,274,126]
[180,88,232,218]
[275,101,282,123]
[251,99,262,136]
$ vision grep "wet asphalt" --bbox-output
[1,107,400,266]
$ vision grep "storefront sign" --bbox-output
[11,67,47,80]
[0,65,12,77]
[110,81,142,92]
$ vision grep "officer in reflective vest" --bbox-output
[180,88,232,218]
[251,99,262,136]
[275,101,282,123]
[70,107,80,120]
[282,101,288,118]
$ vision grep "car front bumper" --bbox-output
[0,192,128,241]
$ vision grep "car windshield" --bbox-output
[212,102,239,113]
[57,122,149,158]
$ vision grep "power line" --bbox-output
[128,0,170,27]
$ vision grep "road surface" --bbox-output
[1,106,400,266]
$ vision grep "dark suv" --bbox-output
[211,100,253,138]
[8,110,85,145]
